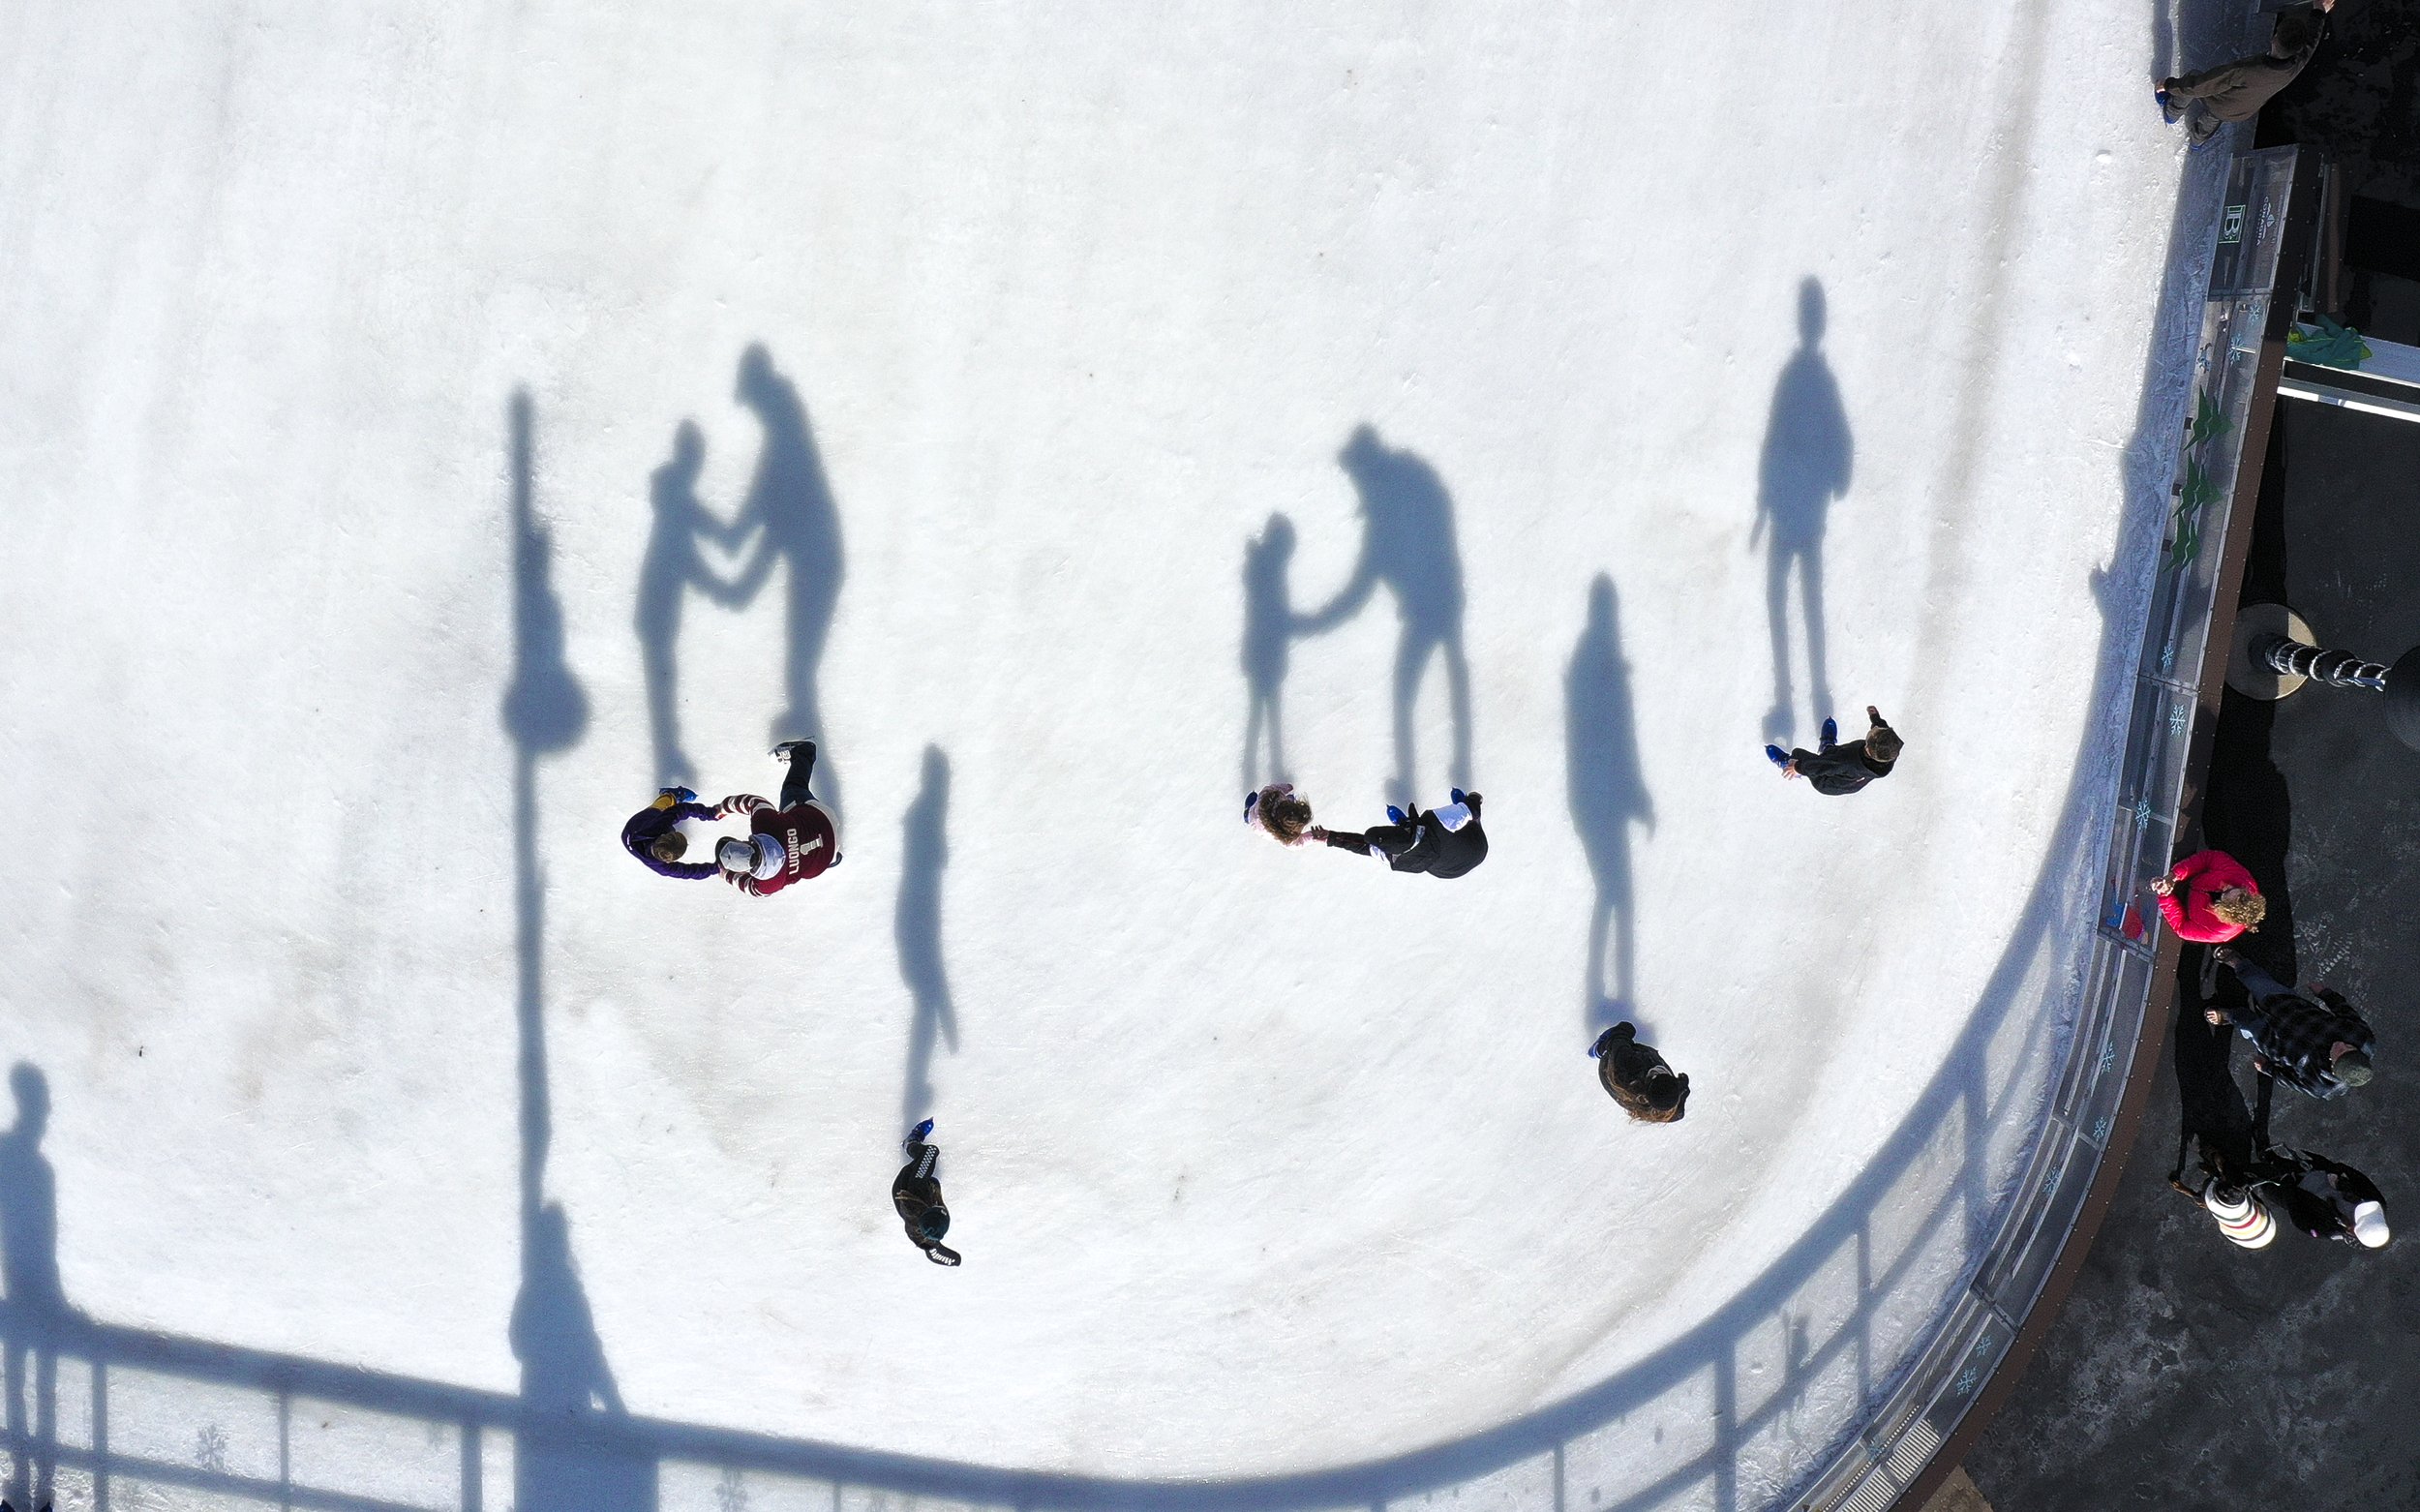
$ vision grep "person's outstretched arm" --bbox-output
[1316,827,1395,870]
[1296,546,1377,634]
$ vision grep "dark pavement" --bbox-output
[1966,403,2420,1510]
[1962,7,2420,1507]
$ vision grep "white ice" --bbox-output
[0,2,2215,1508]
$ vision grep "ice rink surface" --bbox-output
[0,2,2216,1507]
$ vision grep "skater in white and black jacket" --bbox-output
[892,1120,960,1266]
[1314,791,1488,878]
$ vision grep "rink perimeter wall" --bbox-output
[0,144,2312,1512]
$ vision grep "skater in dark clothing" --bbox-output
[2206,947,2375,1100]
[1766,706,1900,795]
[1589,1022,1689,1123]
[2262,1147,2389,1248]
[893,1120,960,1266]
[620,787,723,879]
[2158,2,2332,145]
[716,741,843,896]
[1313,791,1488,878]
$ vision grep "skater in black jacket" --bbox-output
[1590,1022,1690,1123]
[892,1120,961,1266]
[1313,791,1487,878]
[1766,706,1901,796]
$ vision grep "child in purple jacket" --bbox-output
[620,786,723,879]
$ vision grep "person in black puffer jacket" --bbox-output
[1590,1021,1689,1123]
[1314,791,1488,878]
[892,1120,961,1266]
[1767,706,1901,797]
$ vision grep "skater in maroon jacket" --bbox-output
[715,740,842,896]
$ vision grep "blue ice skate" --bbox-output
[1765,744,1790,770]
[1821,717,1837,747]
[905,1117,934,1151]
[1386,804,1407,825]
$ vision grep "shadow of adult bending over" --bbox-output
[501,390,651,1512]
[897,746,960,1132]
[726,345,847,823]
[1567,576,1655,1033]
[0,1064,72,1512]
[1297,426,1472,809]
[635,420,749,789]
[1240,514,1298,790]
[1754,279,1852,743]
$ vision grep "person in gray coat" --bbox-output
[2158,1,2332,144]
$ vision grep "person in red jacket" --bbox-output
[715,740,842,896]
[2150,849,2266,943]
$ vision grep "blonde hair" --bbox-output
[1255,785,1313,845]
[2211,888,2266,931]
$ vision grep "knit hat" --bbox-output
[2204,1185,2277,1250]
[2352,1200,2389,1249]
[2335,1049,2375,1088]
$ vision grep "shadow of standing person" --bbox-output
[897,746,960,1133]
[2168,963,2263,1194]
[1240,514,1298,790]
[1754,279,1852,743]
[635,420,748,790]
[1567,576,1655,1033]
[1298,427,1472,809]
[0,1065,70,1512]
[501,391,651,1512]
[728,345,847,823]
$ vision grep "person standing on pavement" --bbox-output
[2150,849,2266,943]
[2263,1147,2390,1249]
[1766,706,1900,795]
[2207,947,2375,1100]
[2158,1,2333,146]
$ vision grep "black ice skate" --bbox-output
[771,738,817,764]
